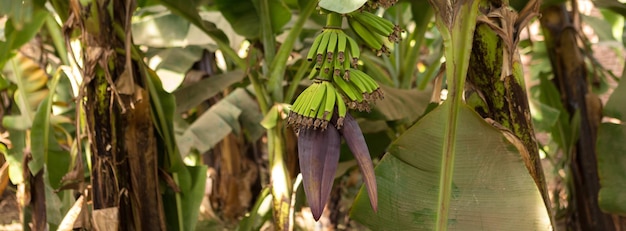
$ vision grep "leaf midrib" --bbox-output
[434,1,481,230]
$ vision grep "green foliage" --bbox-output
[1,0,625,229]
[351,103,551,230]
[0,10,48,68]
[215,0,291,39]
[176,88,263,155]
[597,69,626,215]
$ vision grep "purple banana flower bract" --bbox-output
[298,125,342,221]
[339,113,378,213]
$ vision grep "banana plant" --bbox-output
[350,0,553,229]
[287,1,407,219]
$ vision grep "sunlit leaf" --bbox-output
[319,0,367,14]
[594,0,626,18]
[176,87,264,155]
[156,0,230,45]
[0,8,47,68]
[132,13,193,47]
[581,15,618,42]
[177,100,241,155]
[223,88,265,141]
[350,103,552,230]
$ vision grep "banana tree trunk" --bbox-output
[540,4,621,231]
[465,3,549,211]
[66,0,165,229]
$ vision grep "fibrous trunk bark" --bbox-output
[540,4,620,231]
[69,0,165,229]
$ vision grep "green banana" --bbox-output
[350,69,377,93]
[300,83,320,125]
[346,33,361,65]
[313,92,327,128]
[308,82,327,115]
[320,56,332,80]
[348,71,369,94]
[307,32,324,61]
[343,51,352,78]
[333,74,359,102]
[323,82,337,121]
[326,30,338,62]
[336,32,347,63]
[289,84,314,126]
[353,12,393,36]
[351,68,384,102]
[307,67,319,80]
[364,11,395,31]
[335,91,347,127]
[333,51,342,78]
[348,18,383,51]
[316,31,332,65]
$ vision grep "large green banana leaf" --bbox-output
[350,102,551,230]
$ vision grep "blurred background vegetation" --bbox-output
[0,0,625,230]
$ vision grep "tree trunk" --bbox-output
[540,4,620,231]
[69,0,166,229]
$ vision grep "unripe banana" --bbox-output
[307,68,319,80]
[333,51,343,78]
[298,84,317,113]
[343,52,352,78]
[307,32,324,62]
[350,69,384,102]
[316,31,332,65]
[313,92,327,129]
[300,83,320,127]
[308,82,326,115]
[350,69,376,92]
[335,91,347,127]
[289,85,313,125]
[346,34,361,65]
[336,32,347,63]
[348,18,384,51]
[348,71,369,94]
[353,12,393,36]
[333,74,359,102]
[323,82,337,121]
[326,30,339,63]
[320,56,333,81]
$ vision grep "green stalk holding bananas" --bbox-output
[288,0,401,221]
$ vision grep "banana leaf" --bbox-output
[597,66,626,215]
[350,102,552,230]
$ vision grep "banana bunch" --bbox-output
[347,11,402,56]
[293,10,386,222]
[306,28,360,81]
[288,12,387,130]
[333,68,383,112]
[288,80,346,130]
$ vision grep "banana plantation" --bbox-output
[1,0,626,230]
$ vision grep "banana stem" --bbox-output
[326,12,343,28]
